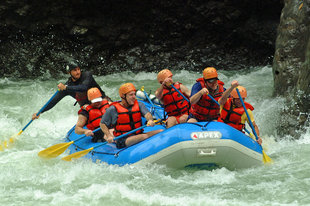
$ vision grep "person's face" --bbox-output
[70,67,81,81]
[205,78,218,90]
[91,101,102,108]
[233,98,244,108]
[125,91,136,106]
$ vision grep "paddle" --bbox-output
[236,88,272,164]
[62,124,148,161]
[0,90,59,151]
[38,127,101,159]
[170,84,190,103]
[140,86,162,118]
[173,83,219,106]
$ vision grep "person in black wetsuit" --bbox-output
[32,62,110,120]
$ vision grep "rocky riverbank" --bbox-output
[0,0,282,78]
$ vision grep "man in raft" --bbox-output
[188,67,225,122]
[32,61,110,119]
[100,83,163,149]
[75,87,111,142]
[218,81,262,145]
[155,69,191,128]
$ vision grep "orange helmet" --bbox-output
[157,69,173,84]
[87,87,102,103]
[231,86,247,98]
[119,83,136,97]
[203,67,218,80]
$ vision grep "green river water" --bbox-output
[1,66,310,206]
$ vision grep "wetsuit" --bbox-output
[41,71,106,113]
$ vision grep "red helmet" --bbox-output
[119,83,136,97]
[203,67,218,80]
[231,86,247,98]
[157,69,173,84]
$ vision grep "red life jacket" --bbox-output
[218,98,254,131]
[190,78,224,121]
[79,100,110,130]
[162,82,190,117]
[113,100,143,137]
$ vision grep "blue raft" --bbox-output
[64,97,264,170]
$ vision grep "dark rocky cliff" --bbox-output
[273,0,310,136]
[0,0,282,78]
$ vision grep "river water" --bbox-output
[1,66,309,205]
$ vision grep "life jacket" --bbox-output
[218,98,254,131]
[189,78,224,121]
[78,100,110,130]
[113,100,143,137]
[162,82,190,117]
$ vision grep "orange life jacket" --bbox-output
[113,100,143,137]
[218,98,254,131]
[81,100,110,130]
[190,78,224,121]
[162,82,190,117]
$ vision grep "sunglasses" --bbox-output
[205,78,217,83]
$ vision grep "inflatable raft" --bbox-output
[64,92,264,170]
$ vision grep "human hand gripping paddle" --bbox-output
[0,90,59,151]
[236,88,272,164]
[61,125,149,161]
[38,127,101,159]
[172,84,220,106]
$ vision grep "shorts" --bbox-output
[187,113,216,122]
[115,137,128,149]
[91,130,106,143]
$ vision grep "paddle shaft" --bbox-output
[207,93,220,106]
[21,90,59,132]
[141,87,162,118]
[74,127,101,142]
[92,125,148,150]
[236,88,258,140]
[170,84,190,103]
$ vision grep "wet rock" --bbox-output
[273,0,310,136]
[0,0,282,78]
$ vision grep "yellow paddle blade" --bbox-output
[262,150,273,164]
[62,147,94,161]
[3,140,8,149]
[38,141,74,159]
[9,137,15,144]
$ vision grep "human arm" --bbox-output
[180,83,191,97]
[242,110,262,145]
[139,102,155,126]
[252,121,262,145]
[75,114,94,136]
[100,122,114,143]
[218,80,239,105]
[100,106,117,143]
[190,83,209,105]
[31,91,66,119]
[155,77,173,100]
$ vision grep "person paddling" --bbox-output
[155,69,191,128]
[32,62,110,120]
[188,67,225,122]
[100,83,163,149]
[75,87,112,143]
[218,81,262,145]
